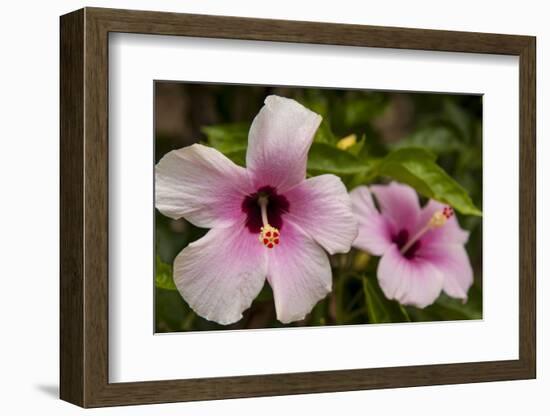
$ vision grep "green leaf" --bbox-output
[406,293,482,321]
[347,134,366,157]
[314,119,338,145]
[307,143,371,175]
[199,122,248,166]
[223,149,246,167]
[392,125,463,155]
[362,276,410,324]
[372,147,482,216]
[155,255,177,291]
[335,94,388,128]
[443,98,471,140]
[295,96,337,145]
[296,90,330,119]
[201,123,248,154]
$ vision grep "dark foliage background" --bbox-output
[154,82,482,333]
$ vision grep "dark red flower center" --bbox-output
[392,229,421,260]
[241,186,290,233]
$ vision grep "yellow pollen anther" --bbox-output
[429,211,448,228]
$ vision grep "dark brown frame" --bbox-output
[60,7,536,408]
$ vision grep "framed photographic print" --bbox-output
[60,7,536,407]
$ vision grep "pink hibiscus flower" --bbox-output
[350,182,473,308]
[155,95,358,325]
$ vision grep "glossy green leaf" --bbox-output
[155,255,177,291]
[392,125,463,155]
[313,119,338,144]
[347,134,366,156]
[406,292,482,321]
[307,143,371,175]
[362,276,410,324]
[201,123,248,154]
[373,147,482,216]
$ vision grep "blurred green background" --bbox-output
[154,82,482,333]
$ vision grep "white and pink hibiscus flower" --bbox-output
[350,182,473,308]
[155,95,358,325]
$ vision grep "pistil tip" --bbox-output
[259,225,280,248]
[442,206,454,218]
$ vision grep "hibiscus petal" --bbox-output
[246,95,322,192]
[378,245,444,308]
[173,223,267,325]
[284,174,357,255]
[350,186,395,256]
[371,182,421,232]
[267,223,332,323]
[417,200,470,245]
[155,144,252,228]
[418,244,474,301]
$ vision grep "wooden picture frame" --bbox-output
[60,7,536,408]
